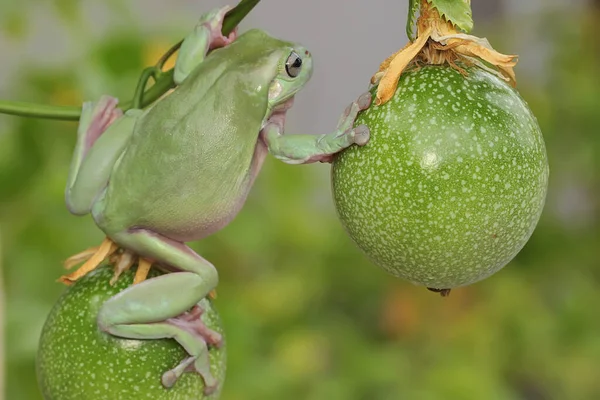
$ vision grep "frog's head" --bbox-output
[221,29,313,121]
[266,43,313,112]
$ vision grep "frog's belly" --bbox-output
[97,141,268,243]
[97,177,252,243]
[146,187,250,242]
[93,118,272,241]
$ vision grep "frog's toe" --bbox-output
[206,5,237,48]
[356,92,373,111]
[161,356,196,388]
[163,356,218,394]
[352,125,370,146]
[171,306,223,348]
[193,356,219,395]
[159,311,221,392]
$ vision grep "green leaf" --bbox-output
[428,0,473,33]
[406,0,421,40]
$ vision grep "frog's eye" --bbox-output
[285,52,303,78]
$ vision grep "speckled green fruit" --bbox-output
[37,265,226,400]
[332,66,549,289]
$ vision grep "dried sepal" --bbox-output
[373,2,518,105]
[432,32,518,85]
[373,26,432,105]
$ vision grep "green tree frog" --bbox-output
[61,6,371,394]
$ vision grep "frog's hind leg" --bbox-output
[97,229,221,392]
[99,292,221,394]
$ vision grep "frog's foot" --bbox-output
[99,293,223,394]
[335,91,372,142]
[96,230,221,391]
[160,306,223,394]
[200,5,238,50]
[168,305,223,348]
[100,312,222,394]
[174,5,238,85]
[85,96,123,150]
[59,237,118,285]
[326,91,372,156]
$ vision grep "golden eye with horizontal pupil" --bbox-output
[285,52,302,77]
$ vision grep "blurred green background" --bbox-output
[1,1,599,399]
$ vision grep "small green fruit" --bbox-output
[332,66,549,290]
[37,265,226,399]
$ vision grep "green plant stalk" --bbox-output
[0,0,260,121]
[132,67,161,110]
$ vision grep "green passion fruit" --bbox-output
[332,65,549,291]
[37,265,226,399]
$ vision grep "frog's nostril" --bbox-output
[305,50,310,56]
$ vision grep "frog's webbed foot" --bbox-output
[200,6,238,50]
[174,6,238,85]
[81,96,123,153]
[160,304,223,394]
[321,91,372,160]
[335,91,372,145]
[61,237,154,286]
[173,304,223,347]
[95,229,221,392]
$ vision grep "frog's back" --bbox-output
[97,30,292,240]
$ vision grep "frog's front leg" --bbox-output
[97,229,221,393]
[263,92,372,165]
[65,98,141,215]
[174,6,237,84]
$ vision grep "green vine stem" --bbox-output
[0,100,81,121]
[0,0,260,121]
[132,67,161,110]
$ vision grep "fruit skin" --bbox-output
[37,265,226,400]
[332,66,549,289]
